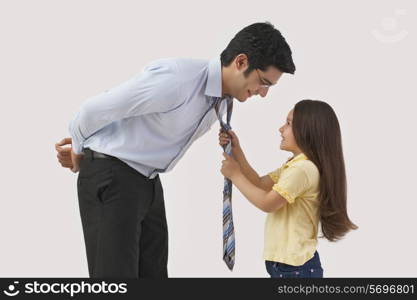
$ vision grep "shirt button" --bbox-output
[311,269,314,272]
[279,274,283,278]
[295,271,299,275]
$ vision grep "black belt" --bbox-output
[83,148,117,160]
[83,148,158,180]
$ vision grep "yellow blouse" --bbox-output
[264,153,320,266]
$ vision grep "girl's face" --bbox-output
[279,109,302,155]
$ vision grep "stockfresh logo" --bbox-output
[372,9,408,43]
[3,281,20,297]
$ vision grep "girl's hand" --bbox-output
[219,129,241,151]
[221,152,241,180]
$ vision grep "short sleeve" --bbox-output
[272,165,310,204]
[268,168,281,184]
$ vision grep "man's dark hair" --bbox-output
[220,22,295,76]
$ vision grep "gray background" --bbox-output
[0,0,416,277]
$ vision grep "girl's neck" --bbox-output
[291,150,302,157]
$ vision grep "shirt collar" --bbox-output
[205,57,223,98]
[285,153,308,167]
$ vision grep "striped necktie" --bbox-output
[213,96,235,271]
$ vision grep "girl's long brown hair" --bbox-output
[293,100,357,241]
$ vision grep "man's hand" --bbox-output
[221,152,241,180]
[55,138,73,169]
[55,137,84,173]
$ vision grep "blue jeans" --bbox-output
[265,251,323,278]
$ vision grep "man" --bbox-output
[55,22,295,278]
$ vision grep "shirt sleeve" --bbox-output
[69,60,182,154]
[272,165,310,204]
[268,168,281,184]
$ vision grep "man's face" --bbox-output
[228,55,283,102]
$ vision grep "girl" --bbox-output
[220,99,357,278]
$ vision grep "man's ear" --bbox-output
[234,54,249,71]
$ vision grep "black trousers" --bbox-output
[77,149,168,278]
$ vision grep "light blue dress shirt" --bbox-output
[69,57,228,179]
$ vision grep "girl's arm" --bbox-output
[221,153,287,213]
[233,147,275,191]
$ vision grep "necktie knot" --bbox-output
[213,96,233,132]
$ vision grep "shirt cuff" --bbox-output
[272,185,295,204]
[268,172,279,184]
[68,117,85,155]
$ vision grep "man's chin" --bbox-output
[235,95,248,102]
